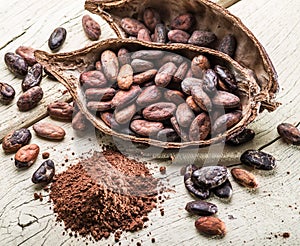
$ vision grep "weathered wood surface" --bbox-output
[0,0,300,245]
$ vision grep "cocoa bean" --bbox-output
[240,150,276,170]
[117,64,133,90]
[131,59,154,73]
[155,128,178,142]
[214,65,237,91]
[164,90,185,104]
[212,90,240,108]
[195,216,226,237]
[32,159,55,184]
[16,46,37,66]
[212,110,242,134]
[17,86,43,111]
[72,111,87,131]
[176,103,195,128]
[191,55,210,78]
[168,29,190,43]
[211,179,233,199]
[82,14,101,41]
[48,27,67,52]
[189,113,211,141]
[218,34,237,57]
[203,69,218,94]
[0,82,15,104]
[143,102,176,121]
[100,112,120,129]
[181,77,202,95]
[185,200,218,216]
[2,128,32,153]
[85,87,116,101]
[118,48,131,66]
[101,50,119,82]
[231,168,258,188]
[22,63,43,91]
[170,13,195,31]
[114,103,136,124]
[131,50,164,60]
[188,31,217,47]
[136,85,162,107]
[133,69,157,85]
[111,85,142,108]
[121,17,147,36]
[277,123,300,145]
[160,54,184,66]
[173,61,189,83]
[170,116,189,141]
[15,144,40,168]
[143,7,161,32]
[4,52,28,77]
[226,128,255,145]
[155,62,177,87]
[153,24,167,43]
[191,86,212,112]
[80,70,107,88]
[33,122,66,140]
[186,96,202,113]
[47,101,73,121]
[87,101,112,111]
[137,29,152,42]
[130,120,164,137]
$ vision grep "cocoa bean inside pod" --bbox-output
[35,39,267,148]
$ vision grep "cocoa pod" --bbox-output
[143,7,161,32]
[186,96,202,113]
[16,46,37,66]
[155,62,177,87]
[136,85,162,107]
[85,87,116,101]
[33,122,66,140]
[15,144,40,168]
[143,102,176,121]
[112,85,142,108]
[168,29,190,43]
[101,50,119,82]
[176,103,195,128]
[4,52,28,77]
[173,61,189,83]
[48,27,67,52]
[82,14,101,41]
[195,216,226,237]
[164,90,185,105]
[118,48,131,66]
[121,17,147,36]
[22,63,43,91]
[277,123,300,145]
[191,86,212,112]
[188,31,217,47]
[0,82,15,104]
[117,64,133,90]
[189,113,211,141]
[170,13,195,31]
[2,128,32,153]
[133,69,157,85]
[218,34,237,58]
[212,111,242,134]
[17,86,43,111]
[80,70,107,88]
[131,59,154,73]
[137,29,152,42]
[114,103,136,124]
[212,90,240,108]
[47,101,73,121]
[191,55,210,78]
[130,120,164,137]
[153,24,167,43]
[240,150,276,170]
[32,159,55,184]
[131,50,164,60]
[87,101,112,111]
[231,168,258,188]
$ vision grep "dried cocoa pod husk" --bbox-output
[85,0,279,111]
[35,39,272,148]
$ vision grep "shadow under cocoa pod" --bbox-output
[84,0,279,112]
[35,39,274,149]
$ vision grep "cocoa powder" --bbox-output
[50,149,158,242]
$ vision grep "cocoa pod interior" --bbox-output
[36,39,268,148]
[84,0,279,112]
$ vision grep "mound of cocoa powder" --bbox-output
[50,149,159,242]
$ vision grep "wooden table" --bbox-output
[0,0,299,245]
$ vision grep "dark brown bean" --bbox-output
[136,85,162,107]
[176,103,195,128]
[114,103,136,124]
[189,113,211,141]
[240,150,276,170]
[0,82,15,104]
[82,14,101,41]
[121,17,147,36]
[22,63,43,91]
[143,7,161,32]
[212,110,242,134]
[218,34,237,58]
[4,52,28,77]
[133,69,157,85]
[153,24,167,43]
[215,65,237,91]
[87,101,112,111]
[33,122,66,140]
[2,128,32,153]
[156,128,180,142]
[85,87,116,101]
[15,144,40,168]
[203,69,218,94]
[164,90,185,104]
[212,90,240,108]
[130,120,164,137]
[143,102,176,121]
[277,123,300,145]
[131,59,154,73]
[191,86,212,112]
[101,50,119,82]
[47,101,73,121]
[17,86,43,111]
[118,48,131,66]
[32,159,55,184]
[192,166,228,189]
[112,85,142,108]
[155,62,177,87]
[185,200,218,216]
[226,128,255,145]
[16,46,37,66]
[170,13,195,31]
[168,30,190,43]
[188,31,217,47]
[80,70,107,88]
[211,179,233,199]
[48,27,67,52]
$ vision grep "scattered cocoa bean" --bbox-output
[82,14,101,41]
[164,90,185,104]
[33,122,66,140]
[226,128,255,145]
[133,69,157,85]
[85,87,116,101]
[173,61,189,83]
[0,82,15,104]
[155,62,177,87]
[111,85,141,108]
[17,86,43,111]
[211,179,233,199]
[240,150,276,170]
[212,90,240,108]
[185,200,218,216]
[191,86,212,112]
[277,123,300,145]
[186,96,202,113]
[22,63,43,91]
[32,159,55,184]
[2,128,32,153]
[48,27,67,52]
[47,101,73,121]
[15,144,40,168]
[72,111,87,131]
[16,46,37,66]
[176,103,195,128]
[4,52,28,77]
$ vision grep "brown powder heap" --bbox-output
[50,150,158,242]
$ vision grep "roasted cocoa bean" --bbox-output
[143,102,176,121]
[156,128,180,142]
[47,101,73,121]
[176,103,195,128]
[2,128,32,153]
[32,159,55,184]
[170,13,195,31]
[33,122,66,140]
[87,101,112,111]
[192,166,228,189]
[155,62,177,87]
[137,29,152,42]
[17,86,43,111]
[131,59,154,73]
[117,64,133,90]
[118,48,131,66]
[185,200,218,216]
[164,90,185,104]
[136,85,162,106]
[4,52,28,77]
[170,116,189,141]
[22,63,43,91]
[72,111,87,131]
[112,85,142,108]
[168,30,190,43]
[121,17,147,36]
[195,216,226,237]
[16,46,37,66]
[203,69,218,94]
[48,27,67,52]
[215,65,237,91]
[191,55,210,78]
[191,86,212,112]
[211,179,233,199]
[85,87,116,101]
[240,150,276,170]
[82,14,101,41]
[173,61,189,83]
[212,90,240,108]
[188,31,217,47]
[114,103,136,124]
[15,144,40,168]
[218,34,237,58]
[131,50,164,60]
[100,112,120,129]
[189,113,211,141]
[277,123,300,145]
[133,69,157,84]
[80,70,107,88]
[212,110,242,134]
[153,24,167,43]
[231,168,258,188]
[143,7,161,32]
[160,54,184,66]
[181,77,201,95]
[226,128,255,145]
[0,82,15,104]
[186,96,202,113]
[101,50,119,82]
[130,120,164,137]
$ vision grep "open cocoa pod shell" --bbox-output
[35,38,271,149]
[84,0,279,111]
